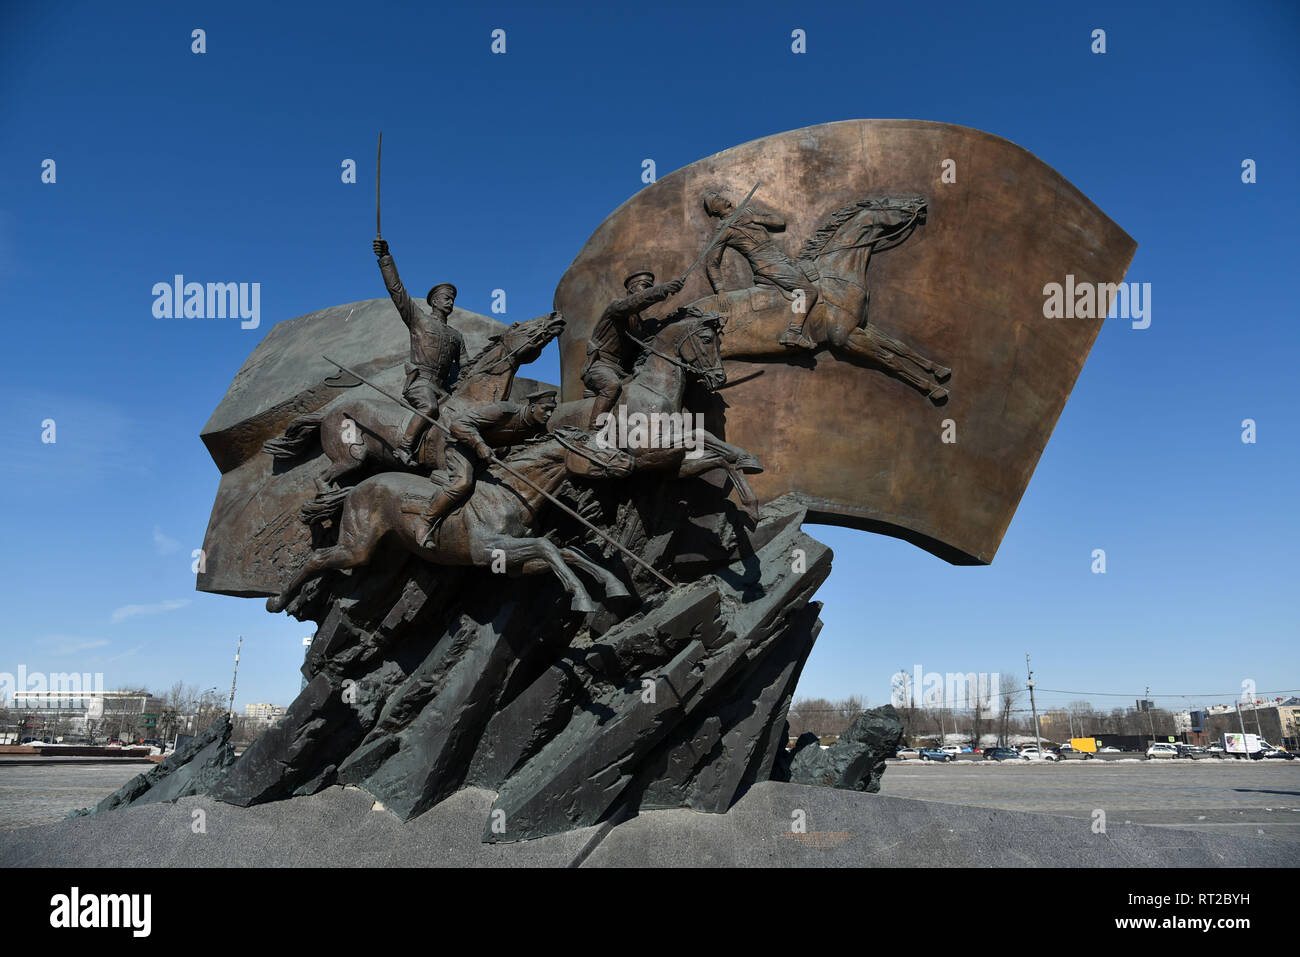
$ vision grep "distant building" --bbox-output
[244,702,286,722]
[1196,700,1300,748]
[10,691,165,740]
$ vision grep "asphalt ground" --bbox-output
[3,758,1298,845]
[0,762,142,830]
[881,758,1300,842]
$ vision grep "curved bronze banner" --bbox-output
[555,120,1136,565]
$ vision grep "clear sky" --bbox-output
[1,1,1296,717]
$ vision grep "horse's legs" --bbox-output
[841,328,948,400]
[266,505,385,612]
[654,444,760,519]
[558,547,629,598]
[482,535,597,612]
[860,326,951,380]
[517,547,629,600]
[695,428,762,473]
[315,458,358,494]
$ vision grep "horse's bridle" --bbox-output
[673,319,726,390]
[812,199,927,259]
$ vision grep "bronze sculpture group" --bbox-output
[263,180,947,616]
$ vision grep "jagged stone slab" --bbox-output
[70,714,237,818]
[787,705,903,792]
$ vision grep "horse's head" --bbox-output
[552,425,635,479]
[477,311,567,372]
[802,194,928,265]
[655,312,726,391]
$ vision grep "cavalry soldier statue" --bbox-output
[419,389,559,546]
[701,190,819,351]
[581,270,684,428]
[372,237,469,466]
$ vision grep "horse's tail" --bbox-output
[299,486,350,527]
[263,413,325,461]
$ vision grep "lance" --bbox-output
[677,181,761,285]
[321,355,675,590]
[375,130,383,238]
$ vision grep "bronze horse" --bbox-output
[267,427,634,615]
[548,313,763,515]
[263,311,566,490]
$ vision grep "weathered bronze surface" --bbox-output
[197,299,555,596]
[555,120,1137,564]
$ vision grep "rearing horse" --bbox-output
[686,195,950,402]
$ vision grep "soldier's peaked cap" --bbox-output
[624,270,655,290]
[426,283,457,305]
[526,389,559,403]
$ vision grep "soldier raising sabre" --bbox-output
[702,190,819,350]
[372,237,469,467]
[581,270,684,428]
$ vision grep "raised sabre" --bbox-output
[375,130,383,238]
[321,355,675,590]
[325,132,387,391]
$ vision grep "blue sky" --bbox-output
[1,1,1296,716]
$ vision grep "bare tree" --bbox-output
[971,694,986,749]
[997,674,1021,746]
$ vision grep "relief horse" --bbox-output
[687,195,951,401]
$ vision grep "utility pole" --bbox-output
[227,636,242,718]
[1145,685,1156,746]
[1026,654,1042,753]
[1235,699,1248,739]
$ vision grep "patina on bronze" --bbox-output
[555,119,1137,564]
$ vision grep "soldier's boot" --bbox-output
[395,414,427,468]
[419,489,461,548]
[587,390,620,431]
[778,310,816,351]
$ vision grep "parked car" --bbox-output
[1262,747,1296,760]
[1098,746,1121,753]
[895,747,920,759]
[918,748,954,762]
[1176,745,1208,758]
[983,747,1021,761]
[1146,743,1179,759]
